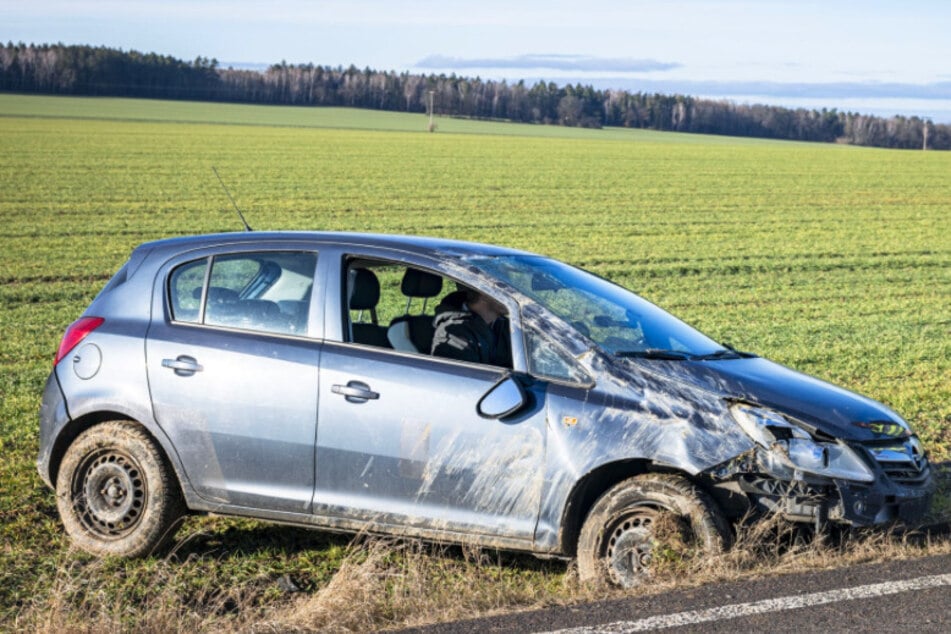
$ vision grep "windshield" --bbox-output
[466,255,726,358]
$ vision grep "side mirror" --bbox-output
[477,376,528,419]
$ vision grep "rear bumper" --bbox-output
[37,370,69,489]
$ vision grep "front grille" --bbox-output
[876,459,931,486]
[861,438,931,487]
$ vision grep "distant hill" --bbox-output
[2,42,947,150]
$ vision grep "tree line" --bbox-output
[2,42,947,150]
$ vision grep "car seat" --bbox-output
[349,268,391,347]
[387,268,443,353]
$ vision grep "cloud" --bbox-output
[634,79,951,101]
[416,54,680,74]
[500,75,951,102]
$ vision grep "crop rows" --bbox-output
[0,97,948,629]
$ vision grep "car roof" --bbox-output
[138,231,536,259]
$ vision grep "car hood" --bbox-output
[628,356,910,442]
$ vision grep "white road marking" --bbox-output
[543,573,951,633]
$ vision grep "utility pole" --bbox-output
[923,120,929,151]
[427,90,435,132]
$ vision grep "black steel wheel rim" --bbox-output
[605,508,657,586]
[72,448,147,538]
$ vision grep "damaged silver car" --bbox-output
[38,232,934,586]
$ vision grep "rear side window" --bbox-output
[169,259,208,324]
[168,251,317,336]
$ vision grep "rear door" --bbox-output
[146,247,322,514]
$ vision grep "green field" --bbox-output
[1,94,948,630]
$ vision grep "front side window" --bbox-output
[524,325,591,383]
[343,257,513,369]
[169,251,317,336]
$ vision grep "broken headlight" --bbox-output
[731,404,874,483]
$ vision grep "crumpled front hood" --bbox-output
[629,356,910,442]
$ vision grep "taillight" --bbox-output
[54,317,105,366]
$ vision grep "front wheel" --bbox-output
[577,473,730,588]
[55,421,184,557]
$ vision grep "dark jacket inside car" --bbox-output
[430,290,512,368]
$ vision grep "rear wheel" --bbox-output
[577,473,729,588]
[56,421,184,557]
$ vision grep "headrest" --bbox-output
[196,286,240,304]
[401,268,443,298]
[237,299,281,318]
[349,268,380,310]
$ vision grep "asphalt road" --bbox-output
[399,554,951,633]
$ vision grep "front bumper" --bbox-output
[832,471,934,526]
[716,443,935,527]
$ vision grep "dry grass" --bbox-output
[11,516,951,633]
[12,462,951,632]
[583,515,951,612]
[13,555,270,633]
[264,537,575,633]
[270,520,951,632]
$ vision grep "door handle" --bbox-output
[162,355,203,376]
[332,381,379,402]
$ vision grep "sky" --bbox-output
[4,0,951,122]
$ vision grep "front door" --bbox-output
[315,340,547,541]
[314,343,545,539]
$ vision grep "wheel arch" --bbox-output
[559,460,722,556]
[559,459,653,556]
[47,410,189,506]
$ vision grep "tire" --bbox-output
[577,473,730,588]
[55,421,184,557]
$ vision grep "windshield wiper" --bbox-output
[691,346,756,361]
[616,349,693,360]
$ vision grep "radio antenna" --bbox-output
[212,166,253,231]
